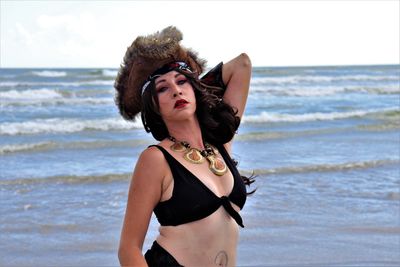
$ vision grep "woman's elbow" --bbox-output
[118,245,127,265]
[118,244,133,266]
[238,53,252,68]
[118,244,146,267]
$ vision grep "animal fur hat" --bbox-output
[114,26,206,121]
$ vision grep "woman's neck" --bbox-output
[166,119,205,149]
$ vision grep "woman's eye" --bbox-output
[157,87,168,93]
[177,79,187,85]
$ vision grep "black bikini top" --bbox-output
[149,144,247,228]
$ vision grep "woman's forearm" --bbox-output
[221,53,252,119]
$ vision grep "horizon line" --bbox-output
[1,63,399,70]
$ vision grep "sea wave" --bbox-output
[250,84,400,96]
[102,69,118,77]
[0,142,57,154]
[358,86,400,94]
[338,226,400,234]
[0,88,64,99]
[31,70,67,77]
[76,69,118,78]
[1,96,113,107]
[236,128,345,141]
[358,122,400,132]
[0,118,143,135]
[0,81,20,87]
[0,88,114,107]
[250,74,399,85]
[0,80,114,88]
[2,158,398,186]
[252,158,399,175]
[223,119,399,142]
[0,173,131,186]
[0,139,151,154]
[242,108,398,123]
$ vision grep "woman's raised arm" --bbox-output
[222,53,252,120]
[220,53,252,151]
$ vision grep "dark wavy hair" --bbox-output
[140,69,255,191]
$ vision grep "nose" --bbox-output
[172,85,183,98]
[173,92,183,97]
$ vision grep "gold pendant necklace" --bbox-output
[169,136,227,176]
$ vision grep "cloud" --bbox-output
[36,13,96,54]
[15,23,34,46]
[2,1,399,67]
[36,13,97,40]
[7,12,112,66]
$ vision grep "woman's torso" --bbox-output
[150,142,245,266]
[157,207,239,266]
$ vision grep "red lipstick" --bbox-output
[174,99,189,109]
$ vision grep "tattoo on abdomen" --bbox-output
[214,251,228,267]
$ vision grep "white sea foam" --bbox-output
[0,139,150,154]
[250,84,400,96]
[0,173,131,185]
[0,88,114,107]
[0,142,55,154]
[252,159,399,175]
[242,108,397,123]
[32,71,67,77]
[0,89,63,100]
[0,80,114,88]
[54,80,115,86]
[0,118,143,135]
[102,69,118,77]
[1,96,113,107]
[251,76,331,85]
[251,74,399,85]
[358,86,400,94]
[0,81,22,87]
[279,86,345,97]
[283,85,400,96]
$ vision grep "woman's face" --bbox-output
[154,70,196,122]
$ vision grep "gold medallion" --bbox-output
[184,148,205,164]
[170,142,188,152]
[207,155,227,176]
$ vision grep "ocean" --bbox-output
[1,65,399,266]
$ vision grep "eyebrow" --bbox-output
[155,73,183,86]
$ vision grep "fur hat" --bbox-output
[114,26,207,121]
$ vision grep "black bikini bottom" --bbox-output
[144,241,184,267]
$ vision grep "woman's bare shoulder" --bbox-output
[133,145,168,179]
[139,145,164,161]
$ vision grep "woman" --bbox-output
[115,26,253,267]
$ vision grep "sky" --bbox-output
[0,0,399,68]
